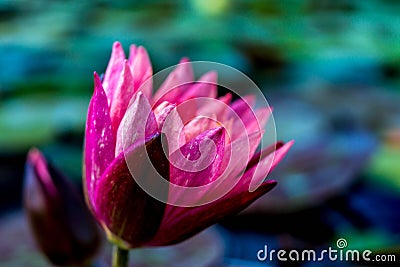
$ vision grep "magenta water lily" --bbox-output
[84,42,293,254]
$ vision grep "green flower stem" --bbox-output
[112,245,129,267]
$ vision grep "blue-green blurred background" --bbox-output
[1,0,400,266]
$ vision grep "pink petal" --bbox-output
[153,83,190,108]
[148,180,276,246]
[95,135,168,248]
[102,42,126,102]
[196,93,232,122]
[127,44,137,65]
[179,71,218,102]
[155,104,186,154]
[109,60,135,133]
[181,93,233,143]
[130,46,153,99]
[152,58,194,104]
[246,140,294,192]
[165,127,225,209]
[183,117,221,142]
[84,73,116,211]
[153,101,176,130]
[245,141,284,171]
[242,107,272,135]
[228,95,258,141]
[230,95,256,118]
[115,92,158,156]
[220,131,262,177]
[197,131,262,203]
[172,71,219,122]
[147,142,293,246]
[169,127,225,187]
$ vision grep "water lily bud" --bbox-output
[24,148,101,266]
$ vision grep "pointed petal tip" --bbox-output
[179,57,190,63]
[270,140,294,155]
[199,127,225,150]
[263,179,277,187]
[93,71,101,82]
[202,70,217,81]
[109,42,125,60]
[135,46,151,67]
[93,72,101,83]
[208,126,225,138]
[282,140,295,151]
[27,147,40,159]
[26,148,46,170]
[112,41,122,49]
[128,45,137,59]
[261,179,278,191]
[270,140,294,163]
[249,178,277,193]
[247,141,293,193]
[121,59,131,73]
[93,73,105,95]
[137,45,147,53]
[25,148,58,198]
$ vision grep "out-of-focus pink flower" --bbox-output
[84,42,293,249]
[24,149,101,266]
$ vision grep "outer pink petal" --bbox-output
[230,95,256,118]
[197,131,262,203]
[183,117,221,142]
[196,93,232,122]
[169,127,225,187]
[152,58,194,104]
[147,181,276,246]
[148,141,293,246]
[154,71,219,121]
[245,140,294,192]
[152,83,190,108]
[181,93,233,144]
[219,131,262,178]
[115,92,158,156]
[153,101,177,131]
[162,127,226,224]
[127,44,137,65]
[94,135,168,248]
[179,71,218,101]
[102,42,126,102]
[242,107,272,134]
[229,95,258,141]
[110,60,136,133]
[130,46,153,99]
[84,73,116,211]
[245,141,284,170]
[173,71,219,122]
